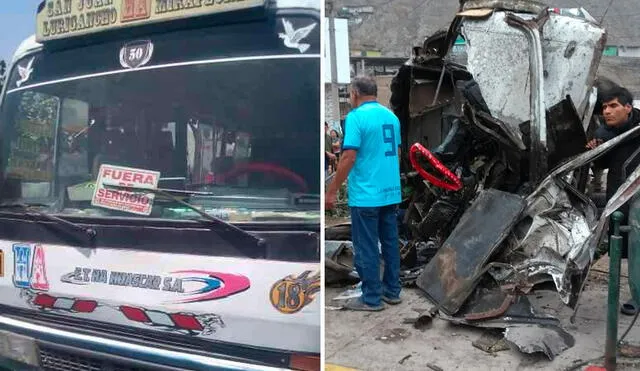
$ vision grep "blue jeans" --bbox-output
[350,204,401,306]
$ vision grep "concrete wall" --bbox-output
[618,47,640,58]
[376,75,393,108]
[325,76,394,126]
[597,57,640,99]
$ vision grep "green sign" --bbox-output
[603,46,618,56]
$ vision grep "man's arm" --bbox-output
[589,126,613,169]
[326,150,336,160]
[326,113,360,208]
[327,150,356,195]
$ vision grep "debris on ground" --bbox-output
[472,329,511,354]
[330,283,363,308]
[325,240,359,285]
[503,325,575,360]
[620,343,640,358]
[403,313,435,331]
[398,354,412,365]
[326,0,640,361]
[375,328,411,344]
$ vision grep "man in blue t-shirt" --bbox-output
[326,76,402,311]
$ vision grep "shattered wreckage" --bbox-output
[326,0,640,360]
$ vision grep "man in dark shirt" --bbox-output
[587,86,640,315]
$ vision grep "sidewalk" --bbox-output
[325,257,640,371]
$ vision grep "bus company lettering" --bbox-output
[46,0,114,16]
[122,0,151,22]
[156,0,203,13]
[38,0,263,41]
[156,0,257,14]
[60,268,252,303]
[13,244,49,291]
[62,267,185,292]
[42,0,117,38]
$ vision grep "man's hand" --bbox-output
[325,149,356,211]
[325,190,337,210]
[326,152,336,161]
[586,139,603,150]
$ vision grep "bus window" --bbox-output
[3,91,59,200]
[59,98,90,179]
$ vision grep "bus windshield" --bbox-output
[0,16,320,223]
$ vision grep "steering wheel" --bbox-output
[409,143,462,191]
[206,162,309,193]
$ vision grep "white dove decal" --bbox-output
[279,18,317,54]
[16,57,35,88]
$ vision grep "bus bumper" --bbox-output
[0,314,291,371]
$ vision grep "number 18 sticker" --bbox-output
[269,271,320,314]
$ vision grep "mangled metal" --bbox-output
[462,9,606,131]
[325,240,359,285]
[504,325,575,360]
[326,1,640,359]
[462,0,548,14]
[398,4,614,313]
[535,125,640,273]
[505,10,549,182]
[440,294,560,328]
[495,175,598,306]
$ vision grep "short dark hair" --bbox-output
[351,76,377,97]
[601,86,634,107]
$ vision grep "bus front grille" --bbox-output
[39,345,153,371]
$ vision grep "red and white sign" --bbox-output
[91,165,160,216]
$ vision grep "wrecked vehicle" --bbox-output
[0,1,321,370]
[326,0,640,359]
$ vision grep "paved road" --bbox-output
[326,256,640,371]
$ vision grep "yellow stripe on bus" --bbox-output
[325,365,360,371]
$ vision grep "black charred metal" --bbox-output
[416,189,527,315]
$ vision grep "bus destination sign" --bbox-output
[37,0,266,42]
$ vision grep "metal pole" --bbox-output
[432,63,446,106]
[605,211,624,371]
[327,1,341,123]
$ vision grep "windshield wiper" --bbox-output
[104,185,265,247]
[291,193,320,207]
[0,203,97,244]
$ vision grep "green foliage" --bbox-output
[0,60,5,92]
[325,181,349,218]
[18,91,59,126]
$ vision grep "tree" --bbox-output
[0,60,6,92]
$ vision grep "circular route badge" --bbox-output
[269,271,320,314]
